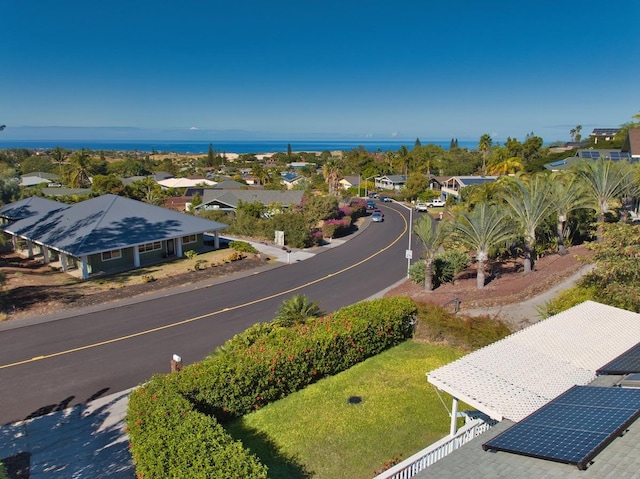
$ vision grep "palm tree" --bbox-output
[575,125,582,143]
[478,134,493,176]
[322,159,341,195]
[50,146,67,177]
[453,201,516,289]
[498,173,555,274]
[551,172,591,255]
[273,294,324,327]
[574,159,636,240]
[68,149,92,187]
[487,153,524,176]
[414,214,452,291]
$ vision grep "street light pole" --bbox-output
[407,206,413,278]
[364,176,375,198]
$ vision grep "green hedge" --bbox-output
[127,297,417,478]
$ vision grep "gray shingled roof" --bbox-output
[2,194,227,257]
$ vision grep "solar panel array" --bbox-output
[580,150,601,159]
[597,342,640,375]
[482,385,640,470]
[609,151,631,160]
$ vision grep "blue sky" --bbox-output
[2,0,639,143]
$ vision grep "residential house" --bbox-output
[622,128,640,161]
[590,128,620,144]
[544,147,634,172]
[157,177,217,189]
[339,176,361,191]
[19,172,60,187]
[440,176,498,200]
[376,301,640,479]
[375,175,407,191]
[0,194,227,280]
[195,190,304,213]
[281,172,305,190]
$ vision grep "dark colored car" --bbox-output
[366,200,376,209]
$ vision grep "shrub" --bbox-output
[225,251,245,262]
[537,285,597,318]
[433,250,470,285]
[409,261,425,285]
[229,241,259,254]
[413,302,510,350]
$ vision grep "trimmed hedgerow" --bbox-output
[127,374,268,479]
[126,297,417,478]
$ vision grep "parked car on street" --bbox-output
[366,200,376,209]
[371,211,384,222]
[425,198,446,207]
[414,202,428,212]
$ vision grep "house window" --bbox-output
[182,234,197,245]
[101,249,122,261]
[139,241,163,253]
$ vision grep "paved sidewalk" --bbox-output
[459,264,595,330]
[0,236,350,478]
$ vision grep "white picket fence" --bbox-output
[372,418,495,479]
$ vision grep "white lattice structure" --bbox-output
[428,301,640,422]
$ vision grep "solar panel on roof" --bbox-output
[482,385,640,470]
[597,342,640,375]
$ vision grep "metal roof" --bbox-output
[199,189,304,209]
[427,301,640,422]
[2,194,227,257]
[0,196,67,221]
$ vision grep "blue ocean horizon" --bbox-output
[0,139,478,154]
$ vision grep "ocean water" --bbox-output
[0,139,477,154]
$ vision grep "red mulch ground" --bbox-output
[383,244,594,311]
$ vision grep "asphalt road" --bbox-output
[0,201,415,425]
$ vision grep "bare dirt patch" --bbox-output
[2,249,269,320]
[383,244,594,313]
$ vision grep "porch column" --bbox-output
[60,253,68,272]
[450,397,459,436]
[214,231,220,249]
[81,256,89,280]
[176,238,183,257]
[42,246,51,264]
[12,236,18,250]
[133,245,140,267]
[27,240,34,258]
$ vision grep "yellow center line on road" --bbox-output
[1,209,409,370]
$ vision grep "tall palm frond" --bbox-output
[574,159,636,240]
[414,214,452,291]
[454,201,516,289]
[498,173,555,273]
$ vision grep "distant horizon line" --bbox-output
[0,126,517,143]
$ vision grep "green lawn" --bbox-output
[226,340,465,479]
